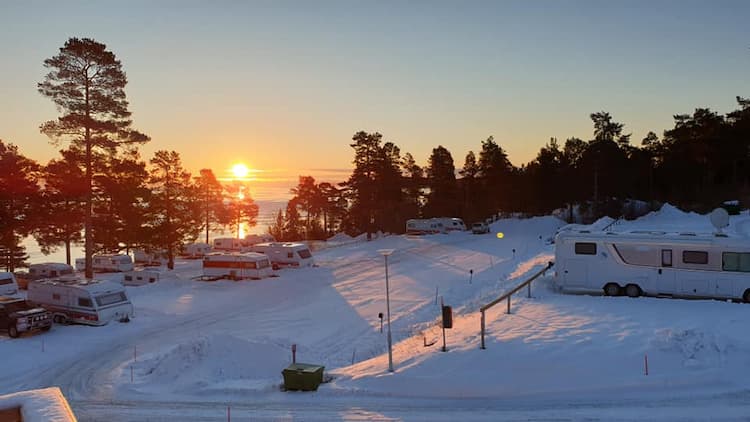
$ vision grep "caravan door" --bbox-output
[562,259,588,289]
[656,249,677,294]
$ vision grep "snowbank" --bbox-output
[0,387,76,422]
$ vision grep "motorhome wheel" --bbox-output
[603,283,621,297]
[625,284,642,298]
[53,315,66,324]
[8,324,19,338]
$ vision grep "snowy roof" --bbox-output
[0,387,76,422]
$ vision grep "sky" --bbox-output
[1,0,749,198]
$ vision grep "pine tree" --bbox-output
[195,169,226,244]
[38,37,149,278]
[424,145,458,217]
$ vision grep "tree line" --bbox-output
[274,104,750,240]
[3,36,750,270]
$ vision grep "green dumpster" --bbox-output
[282,363,325,391]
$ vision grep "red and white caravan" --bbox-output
[247,242,314,269]
[202,252,273,280]
[27,278,134,326]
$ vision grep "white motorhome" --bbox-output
[554,229,750,302]
[406,219,446,235]
[436,217,467,231]
[248,242,314,268]
[213,238,244,251]
[123,270,160,286]
[182,242,212,258]
[0,273,19,296]
[75,254,134,273]
[28,263,74,280]
[202,252,273,280]
[27,278,134,325]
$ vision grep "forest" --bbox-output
[2,37,750,273]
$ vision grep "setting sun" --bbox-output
[231,163,249,179]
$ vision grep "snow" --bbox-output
[3,205,750,420]
[0,387,76,422]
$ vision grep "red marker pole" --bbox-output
[227,405,231,422]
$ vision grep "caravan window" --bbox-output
[612,244,658,266]
[78,297,93,308]
[722,252,750,272]
[257,259,270,269]
[287,252,293,258]
[661,250,672,267]
[682,250,708,265]
[0,278,12,286]
[574,242,597,255]
[95,292,128,306]
[298,249,312,259]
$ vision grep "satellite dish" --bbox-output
[709,208,730,233]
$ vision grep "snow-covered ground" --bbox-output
[3,206,750,421]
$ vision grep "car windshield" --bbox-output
[4,301,28,313]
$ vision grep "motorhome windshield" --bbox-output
[95,291,128,307]
[298,249,312,259]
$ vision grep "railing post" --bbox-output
[506,296,511,314]
[480,310,486,349]
[527,282,531,298]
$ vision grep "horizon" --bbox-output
[2,0,749,195]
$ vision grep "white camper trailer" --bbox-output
[28,263,74,280]
[182,242,212,258]
[406,219,446,235]
[75,254,134,273]
[248,242,314,268]
[202,252,273,280]
[436,217,467,231]
[27,278,134,325]
[243,234,275,246]
[123,270,160,286]
[213,238,244,251]
[0,273,19,296]
[554,229,750,302]
[132,249,167,265]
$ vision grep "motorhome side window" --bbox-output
[287,252,293,258]
[661,250,672,267]
[95,292,127,306]
[682,250,708,265]
[574,242,597,255]
[0,278,11,285]
[722,252,750,272]
[298,249,312,259]
[78,297,93,308]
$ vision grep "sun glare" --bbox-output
[232,163,249,179]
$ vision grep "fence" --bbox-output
[479,261,554,349]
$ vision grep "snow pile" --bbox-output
[650,328,732,369]
[0,387,76,422]
[327,232,353,242]
[136,334,288,393]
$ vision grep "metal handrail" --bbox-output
[480,261,554,349]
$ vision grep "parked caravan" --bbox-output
[132,249,167,265]
[202,252,273,280]
[0,273,19,296]
[213,238,244,251]
[406,219,446,235]
[554,229,750,302]
[28,278,134,325]
[248,242,314,268]
[182,242,212,258]
[123,270,160,286]
[436,217,467,231]
[28,263,74,280]
[243,234,275,246]
[75,254,134,273]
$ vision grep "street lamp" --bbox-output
[378,248,395,372]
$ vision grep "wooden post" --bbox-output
[507,296,511,314]
[527,282,531,298]
[480,311,486,349]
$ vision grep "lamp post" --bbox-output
[378,248,395,372]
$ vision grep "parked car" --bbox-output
[472,222,491,234]
[0,296,52,338]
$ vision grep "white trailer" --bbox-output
[243,234,275,246]
[213,238,244,251]
[28,263,74,280]
[27,278,134,325]
[435,217,467,231]
[248,242,314,268]
[182,242,212,258]
[132,249,167,265]
[406,219,446,235]
[0,272,19,296]
[202,252,273,280]
[123,270,160,286]
[554,229,750,302]
[75,254,134,273]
